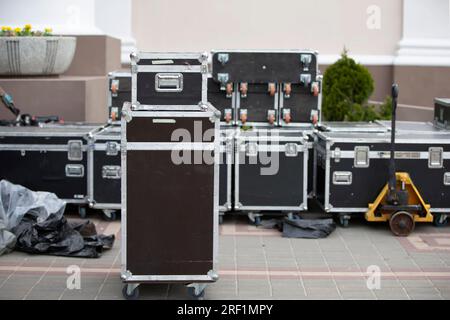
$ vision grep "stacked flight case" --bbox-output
[0,123,104,217]
[315,121,450,227]
[209,50,322,222]
[120,52,220,299]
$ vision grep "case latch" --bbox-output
[106,141,119,156]
[285,143,298,157]
[102,166,121,179]
[65,164,84,177]
[68,140,83,161]
[354,146,370,168]
[111,79,119,97]
[429,147,443,168]
[217,53,229,65]
[333,147,341,163]
[300,54,312,71]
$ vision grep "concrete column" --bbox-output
[395,0,450,66]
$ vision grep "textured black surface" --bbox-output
[212,52,317,83]
[237,140,305,209]
[126,150,214,276]
[137,72,202,105]
[93,151,121,204]
[280,84,318,124]
[0,150,87,200]
[238,84,277,123]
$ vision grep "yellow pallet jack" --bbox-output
[364,84,433,236]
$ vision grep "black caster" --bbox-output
[122,284,139,300]
[339,215,350,228]
[78,206,87,219]
[103,210,117,221]
[254,216,261,226]
[219,215,224,225]
[433,213,448,227]
[187,286,205,299]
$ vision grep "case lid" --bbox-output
[318,121,386,132]
[211,50,318,84]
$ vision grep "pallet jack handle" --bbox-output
[388,84,399,200]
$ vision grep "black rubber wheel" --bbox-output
[339,216,349,228]
[389,211,415,237]
[433,213,448,227]
[254,216,261,226]
[219,215,224,225]
[122,285,139,300]
[187,286,205,299]
[103,210,117,221]
[78,207,87,219]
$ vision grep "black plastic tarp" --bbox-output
[260,216,336,239]
[0,180,114,257]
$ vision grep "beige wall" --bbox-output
[132,0,403,56]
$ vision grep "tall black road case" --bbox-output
[315,130,450,226]
[211,50,322,126]
[88,125,121,220]
[234,128,309,224]
[120,100,220,299]
[0,124,103,217]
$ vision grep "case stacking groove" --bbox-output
[120,52,220,300]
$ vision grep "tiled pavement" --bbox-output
[1,211,450,300]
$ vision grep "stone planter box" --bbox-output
[0,36,77,76]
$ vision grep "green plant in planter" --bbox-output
[0,24,53,37]
[322,49,391,121]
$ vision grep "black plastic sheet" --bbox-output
[0,179,114,257]
[260,216,336,239]
[12,213,114,258]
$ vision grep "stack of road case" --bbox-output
[120,52,220,299]
[0,123,104,217]
[209,50,322,223]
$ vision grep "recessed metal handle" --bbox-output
[155,73,183,92]
[333,171,352,185]
[65,164,84,178]
[102,166,121,179]
[429,147,443,168]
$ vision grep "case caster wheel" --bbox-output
[247,212,262,226]
[433,213,448,227]
[78,206,87,219]
[389,211,415,237]
[187,284,206,299]
[254,216,261,226]
[122,284,139,300]
[103,210,117,221]
[219,215,224,225]
[338,215,350,228]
